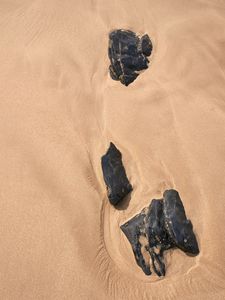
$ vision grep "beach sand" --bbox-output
[0,0,225,299]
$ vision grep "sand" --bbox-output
[0,0,225,299]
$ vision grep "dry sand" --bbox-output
[0,0,225,299]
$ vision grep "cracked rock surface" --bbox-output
[121,189,199,276]
[108,29,153,86]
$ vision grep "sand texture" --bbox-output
[0,0,225,299]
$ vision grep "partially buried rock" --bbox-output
[163,190,199,256]
[108,29,153,86]
[121,189,199,277]
[101,142,133,206]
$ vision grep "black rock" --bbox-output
[120,189,199,276]
[121,210,151,275]
[141,34,152,56]
[163,189,199,255]
[101,142,133,205]
[108,29,153,86]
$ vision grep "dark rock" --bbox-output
[108,29,153,86]
[120,189,199,276]
[141,34,153,56]
[121,210,151,275]
[163,189,199,255]
[144,199,172,277]
[101,142,133,206]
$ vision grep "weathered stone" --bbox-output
[163,189,199,255]
[101,142,133,205]
[121,210,151,275]
[108,29,153,86]
[120,189,199,276]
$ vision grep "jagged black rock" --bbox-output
[121,189,199,276]
[101,142,133,206]
[108,29,152,86]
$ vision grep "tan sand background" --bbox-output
[0,0,225,299]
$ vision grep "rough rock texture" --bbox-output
[101,142,133,205]
[108,29,153,86]
[121,189,199,276]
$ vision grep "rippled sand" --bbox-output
[0,0,225,299]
